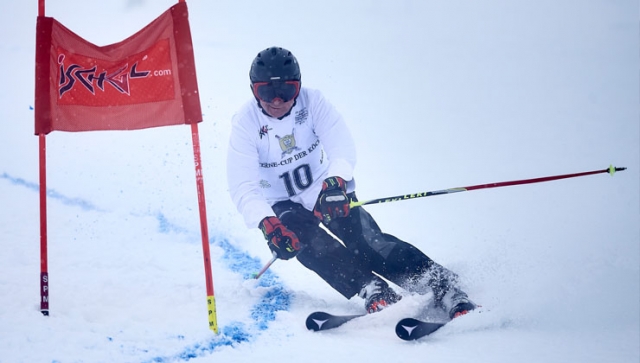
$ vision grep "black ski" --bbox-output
[305,311,450,339]
[305,311,366,331]
[395,318,446,340]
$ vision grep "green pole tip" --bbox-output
[609,165,627,176]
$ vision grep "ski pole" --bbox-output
[252,252,278,279]
[253,165,626,278]
[252,244,309,279]
[350,165,626,208]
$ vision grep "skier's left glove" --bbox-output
[313,176,350,224]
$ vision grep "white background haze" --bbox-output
[0,1,638,362]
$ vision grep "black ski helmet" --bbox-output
[249,47,301,83]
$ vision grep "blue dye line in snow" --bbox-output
[146,237,291,362]
[155,212,191,235]
[216,237,291,330]
[2,173,192,230]
[2,172,290,361]
[2,174,199,235]
[0,172,103,211]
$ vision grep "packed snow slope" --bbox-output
[1,1,638,362]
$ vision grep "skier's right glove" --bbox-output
[259,216,301,260]
[313,176,350,224]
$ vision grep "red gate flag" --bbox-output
[34,0,218,332]
[34,1,201,134]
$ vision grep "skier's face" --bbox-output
[252,80,299,118]
[258,97,295,119]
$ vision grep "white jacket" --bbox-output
[227,87,357,228]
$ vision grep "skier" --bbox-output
[226,46,476,318]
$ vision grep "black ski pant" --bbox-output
[271,193,459,300]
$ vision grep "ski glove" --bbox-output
[259,216,301,260]
[313,176,350,224]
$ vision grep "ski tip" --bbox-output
[395,318,420,341]
[305,311,366,332]
[305,318,321,332]
[395,318,446,341]
[396,318,421,340]
[305,312,332,331]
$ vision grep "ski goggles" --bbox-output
[252,80,301,103]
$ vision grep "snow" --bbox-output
[1,0,638,362]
